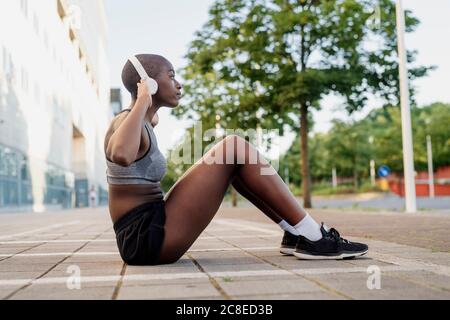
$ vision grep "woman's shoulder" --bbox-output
[110,109,132,131]
[104,109,132,151]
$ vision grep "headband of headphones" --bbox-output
[128,56,158,95]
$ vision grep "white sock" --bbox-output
[278,220,300,235]
[293,214,323,241]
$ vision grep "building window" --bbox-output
[0,180,19,207]
[0,147,18,178]
[33,13,39,36]
[20,0,28,17]
[0,147,5,176]
[57,0,66,20]
[2,47,12,77]
[69,28,76,42]
[20,155,30,181]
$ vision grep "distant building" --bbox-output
[0,0,112,212]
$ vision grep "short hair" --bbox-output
[121,54,169,99]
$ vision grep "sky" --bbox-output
[104,0,450,157]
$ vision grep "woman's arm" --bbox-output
[106,80,155,166]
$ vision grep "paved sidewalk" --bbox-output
[0,205,449,300]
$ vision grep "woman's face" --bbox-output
[154,62,182,108]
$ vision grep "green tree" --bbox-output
[370,103,450,173]
[412,103,450,171]
[174,0,431,208]
[326,120,372,188]
[278,102,449,190]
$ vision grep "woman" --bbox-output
[104,54,368,265]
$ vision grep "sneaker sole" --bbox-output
[280,247,295,255]
[293,249,368,260]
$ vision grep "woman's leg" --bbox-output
[231,176,283,224]
[158,135,309,264]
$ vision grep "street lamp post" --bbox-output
[370,160,376,187]
[426,134,435,198]
[396,0,417,213]
[368,136,375,187]
[332,167,337,189]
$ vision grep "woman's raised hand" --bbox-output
[137,79,152,107]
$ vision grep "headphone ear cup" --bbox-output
[146,78,158,95]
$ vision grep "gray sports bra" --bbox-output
[105,110,167,187]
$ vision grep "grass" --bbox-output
[290,179,385,197]
[222,277,233,282]
[222,179,386,201]
[352,203,360,209]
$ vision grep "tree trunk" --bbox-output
[299,22,312,208]
[300,102,312,208]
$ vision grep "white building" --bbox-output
[0,0,112,212]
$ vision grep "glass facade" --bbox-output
[44,162,75,209]
[0,146,20,207]
[74,178,88,208]
[0,144,91,210]
[98,185,108,206]
[0,1,111,212]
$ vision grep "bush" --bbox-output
[289,179,382,196]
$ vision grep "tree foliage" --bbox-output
[171,0,432,206]
[277,102,450,188]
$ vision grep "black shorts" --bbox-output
[113,200,166,265]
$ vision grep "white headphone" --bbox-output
[128,56,158,96]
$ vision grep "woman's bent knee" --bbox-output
[156,250,183,265]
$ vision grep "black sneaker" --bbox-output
[280,231,299,255]
[293,223,368,260]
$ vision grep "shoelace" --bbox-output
[328,227,350,244]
